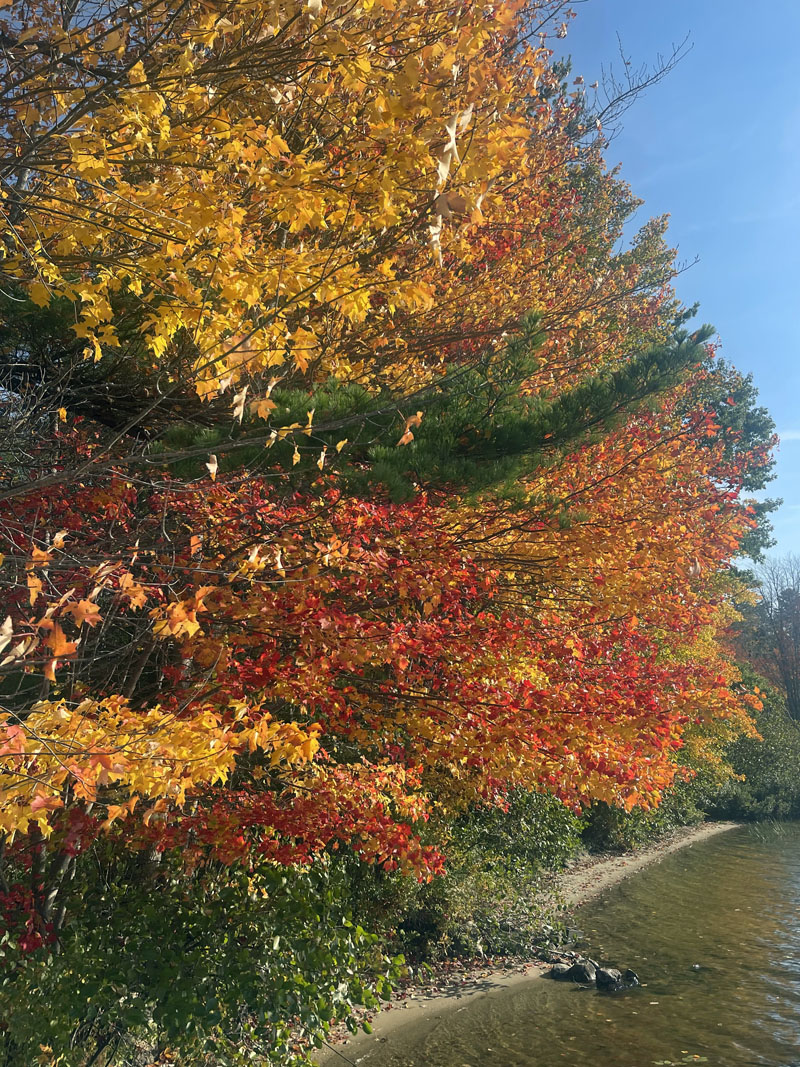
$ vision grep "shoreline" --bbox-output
[557,819,739,909]
[314,820,739,1064]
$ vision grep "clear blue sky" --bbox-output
[554,0,800,557]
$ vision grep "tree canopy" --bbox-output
[0,1,777,1063]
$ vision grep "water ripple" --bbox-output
[362,825,800,1067]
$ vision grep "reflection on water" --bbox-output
[357,824,800,1066]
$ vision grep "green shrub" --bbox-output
[708,681,800,820]
[0,859,400,1067]
[581,772,712,854]
[343,791,583,960]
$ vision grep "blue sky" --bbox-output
[553,0,800,556]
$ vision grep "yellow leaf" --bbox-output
[27,573,43,607]
[82,337,103,362]
[29,281,51,307]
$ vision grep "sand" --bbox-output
[313,820,739,1065]
[557,819,739,908]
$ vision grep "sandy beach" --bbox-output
[314,820,739,1064]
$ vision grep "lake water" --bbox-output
[355,824,800,1067]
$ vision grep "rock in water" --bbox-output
[566,961,597,984]
[596,967,623,989]
[622,968,640,986]
[548,963,573,981]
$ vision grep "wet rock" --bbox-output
[566,960,596,984]
[548,963,573,981]
[622,968,640,986]
[595,967,623,989]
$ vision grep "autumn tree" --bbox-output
[737,556,800,720]
[0,0,779,1062]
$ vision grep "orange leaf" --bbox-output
[44,622,79,658]
[65,599,103,628]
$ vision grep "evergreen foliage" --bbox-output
[363,319,717,501]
